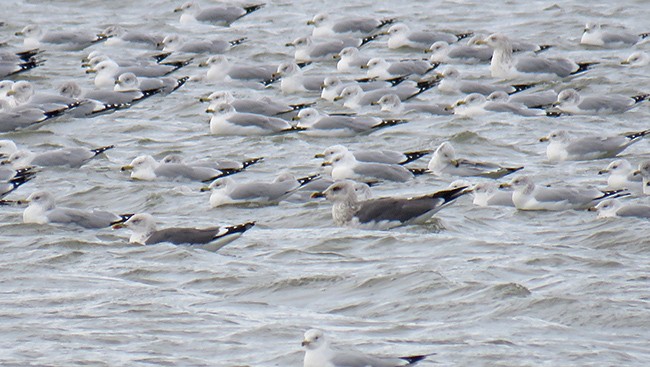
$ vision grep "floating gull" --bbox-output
[0,58,42,78]
[307,13,395,38]
[0,169,34,201]
[160,154,263,172]
[449,93,545,117]
[23,191,122,229]
[0,48,43,63]
[293,108,407,137]
[372,94,451,115]
[598,159,642,193]
[0,139,18,158]
[8,80,81,113]
[470,181,514,207]
[114,72,187,96]
[426,41,492,64]
[436,67,536,96]
[209,103,302,135]
[313,180,467,229]
[202,91,310,117]
[467,33,552,53]
[487,90,558,109]
[98,25,163,49]
[480,33,596,80]
[0,99,67,132]
[112,213,254,250]
[286,35,374,63]
[315,144,431,165]
[634,160,650,195]
[302,329,430,367]
[159,34,246,54]
[590,198,650,219]
[501,175,626,211]
[363,57,438,80]
[57,81,148,115]
[204,172,319,207]
[272,62,325,94]
[580,22,649,48]
[551,88,649,115]
[323,151,425,182]
[200,55,275,83]
[320,77,398,102]
[15,24,108,51]
[384,24,469,50]
[428,141,523,179]
[621,51,650,67]
[540,129,650,161]
[87,58,188,89]
[334,81,438,110]
[2,145,113,170]
[335,47,370,73]
[121,154,244,182]
[173,1,265,26]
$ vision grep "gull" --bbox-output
[15,24,108,51]
[621,51,650,67]
[551,88,649,115]
[363,57,438,80]
[286,35,375,63]
[323,151,425,182]
[272,62,325,94]
[204,172,320,207]
[293,108,407,137]
[0,58,42,78]
[320,77,398,102]
[467,33,552,53]
[580,22,650,47]
[0,48,43,63]
[202,91,311,117]
[57,81,150,115]
[307,13,396,38]
[2,145,113,170]
[160,154,263,172]
[114,72,187,96]
[487,90,558,109]
[23,191,122,229]
[200,55,275,83]
[334,81,438,110]
[0,139,18,158]
[112,213,254,251]
[173,1,265,26]
[313,180,468,229]
[97,25,163,49]
[470,181,514,207]
[121,154,245,182]
[480,33,596,80]
[209,103,303,135]
[540,129,650,161]
[501,175,626,211]
[428,141,523,179]
[335,47,370,73]
[315,144,431,165]
[372,94,451,115]
[159,34,246,54]
[598,159,642,193]
[7,80,82,114]
[0,168,34,201]
[426,41,492,64]
[87,58,188,89]
[302,329,430,367]
[449,93,545,117]
[0,99,68,132]
[590,199,650,219]
[436,67,536,96]
[384,24,470,50]
[634,160,650,195]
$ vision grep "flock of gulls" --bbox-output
[1,1,650,365]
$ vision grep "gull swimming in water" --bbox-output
[323,151,426,183]
[208,103,303,135]
[598,159,642,193]
[580,22,649,48]
[307,12,396,38]
[121,154,245,182]
[551,88,648,115]
[173,1,265,26]
[315,144,431,165]
[590,198,650,219]
[23,191,123,229]
[540,129,650,162]
[428,141,523,179]
[2,145,113,170]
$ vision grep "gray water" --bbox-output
[1,0,650,365]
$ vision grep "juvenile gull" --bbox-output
[313,180,467,229]
[480,33,596,80]
[621,51,650,67]
[373,93,452,115]
[2,145,113,170]
[23,191,121,229]
[202,91,310,117]
[315,144,431,165]
[112,213,254,251]
[173,1,265,26]
[293,108,407,137]
[598,159,642,193]
[384,24,469,50]
[121,155,244,182]
[540,129,650,162]
[15,24,108,51]
[159,34,246,54]
[590,199,650,219]
[551,88,649,115]
[580,22,650,47]
[307,13,396,38]
[363,57,438,80]
[449,93,545,117]
[209,103,303,135]
[323,151,425,182]
[204,172,319,207]
[501,175,626,211]
[428,141,523,179]
[302,329,430,367]
[8,80,82,113]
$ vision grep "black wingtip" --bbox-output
[207,167,244,182]
[455,32,473,41]
[152,52,172,63]
[173,76,190,92]
[400,354,431,365]
[534,44,553,53]
[242,157,264,168]
[571,62,598,75]
[373,119,408,129]
[282,126,307,133]
[509,82,538,94]
[229,37,248,47]
[625,129,650,140]
[244,3,265,14]
[408,167,430,176]
[401,150,432,164]
[110,213,135,226]
[360,33,380,47]
[214,221,256,240]
[377,18,397,29]
[639,32,650,39]
[297,174,320,186]
[386,75,408,86]
[90,145,115,156]
[631,93,650,104]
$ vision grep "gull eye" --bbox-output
[332,187,341,192]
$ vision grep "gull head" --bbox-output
[302,329,328,350]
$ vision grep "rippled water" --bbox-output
[2,0,650,365]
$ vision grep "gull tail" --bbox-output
[91,102,131,116]
[378,18,397,29]
[206,167,245,182]
[571,62,598,75]
[625,128,650,141]
[163,58,193,71]
[401,150,432,164]
[90,145,115,156]
[43,106,69,120]
[480,166,524,179]
[594,189,629,202]
[262,76,280,86]
[372,119,408,130]
[91,33,111,45]
[408,167,430,176]
[241,157,264,169]
[545,110,563,117]
[420,185,469,203]
[360,33,380,47]
[15,48,44,62]
[455,32,474,41]
[152,52,172,63]
[172,76,190,92]
[110,213,135,226]
[213,221,256,240]
[288,101,315,111]
[11,59,44,77]
[406,77,440,100]
[534,44,553,53]
[243,4,265,15]
[229,37,248,47]
[509,82,539,95]
[297,174,321,186]
[631,93,650,104]
[639,32,650,39]
[386,75,408,86]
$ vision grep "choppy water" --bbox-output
[1,0,650,365]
